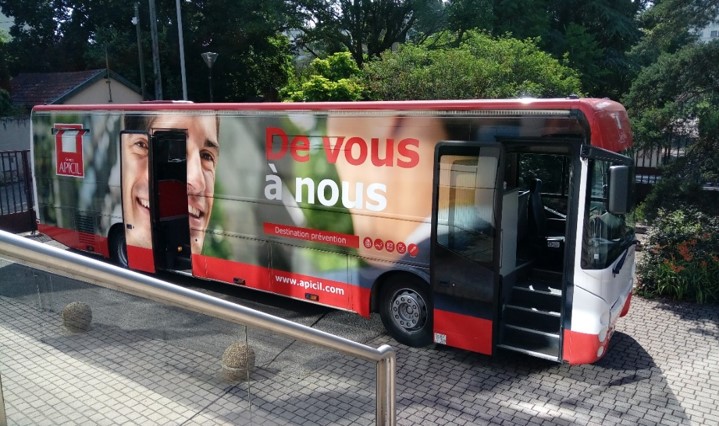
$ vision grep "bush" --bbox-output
[637,208,719,303]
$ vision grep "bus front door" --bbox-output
[430,142,503,355]
[149,130,192,271]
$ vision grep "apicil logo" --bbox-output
[54,124,86,178]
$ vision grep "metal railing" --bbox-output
[0,230,396,425]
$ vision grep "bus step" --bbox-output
[502,305,560,333]
[510,283,562,312]
[496,343,560,362]
[498,326,560,360]
[530,268,563,284]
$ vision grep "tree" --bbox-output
[183,0,294,101]
[281,52,364,101]
[625,0,719,303]
[0,0,295,101]
[491,0,549,40]
[624,0,719,174]
[539,0,644,98]
[291,0,427,67]
[362,31,582,100]
[630,0,719,67]
[624,41,719,218]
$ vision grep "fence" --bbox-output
[0,150,36,233]
[631,137,692,185]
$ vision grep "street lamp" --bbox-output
[201,52,219,102]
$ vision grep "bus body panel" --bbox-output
[31,98,635,364]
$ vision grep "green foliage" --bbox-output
[625,42,719,148]
[307,52,361,81]
[488,0,643,98]
[290,0,421,67]
[630,0,719,66]
[223,34,294,102]
[625,41,719,224]
[0,88,15,116]
[637,209,719,304]
[362,31,582,100]
[0,0,294,101]
[281,52,364,101]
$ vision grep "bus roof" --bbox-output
[32,97,632,152]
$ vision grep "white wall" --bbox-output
[64,78,143,104]
[0,117,31,151]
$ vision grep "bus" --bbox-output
[31,98,636,364]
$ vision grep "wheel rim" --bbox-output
[390,289,428,332]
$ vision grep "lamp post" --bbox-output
[131,3,146,100]
[175,0,188,100]
[148,0,162,100]
[201,52,218,102]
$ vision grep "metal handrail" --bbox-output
[0,230,396,425]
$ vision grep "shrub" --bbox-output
[637,208,719,303]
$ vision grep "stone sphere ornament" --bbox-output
[62,301,93,332]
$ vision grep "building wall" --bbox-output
[0,117,30,151]
[64,78,143,104]
[698,22,719,43]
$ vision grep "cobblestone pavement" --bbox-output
[1,264,718,425]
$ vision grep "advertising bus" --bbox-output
[31,98,636,364]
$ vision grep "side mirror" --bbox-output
[608,165,632,214]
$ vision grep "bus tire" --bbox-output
[379,277,433,347]
[109,226,129,268]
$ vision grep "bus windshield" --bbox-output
[581,157,635,269]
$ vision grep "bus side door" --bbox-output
[149,130,192,271]
[430,142,503,355]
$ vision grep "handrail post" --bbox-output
[0,372,7,426]
[376,344,396,426]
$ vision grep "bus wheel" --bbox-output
[109,226,129,268]
[379,278,432,347]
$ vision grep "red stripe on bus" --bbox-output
[562,329,606,365]
[37,224,109,258]
[126,245,155,273]
[434,309,493,355]
[620,292,632,317]
[192,255,371,316]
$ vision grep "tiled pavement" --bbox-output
[1,265,718,425]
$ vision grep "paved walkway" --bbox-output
[1,263,718,425]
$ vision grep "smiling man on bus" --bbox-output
[121,113,219,256]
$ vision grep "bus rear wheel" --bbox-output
[379,277,432,347]
[109,226,129,268]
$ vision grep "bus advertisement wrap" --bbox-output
[32,99,637,364]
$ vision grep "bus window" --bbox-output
[436,154,497,264]
[581,159,635,269]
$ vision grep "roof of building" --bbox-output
[10,69,140,108]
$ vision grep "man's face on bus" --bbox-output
[121,114,219,255]
[122,131,152,250]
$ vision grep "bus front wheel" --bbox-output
[379,277,433,347]
[109,226,129,268]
